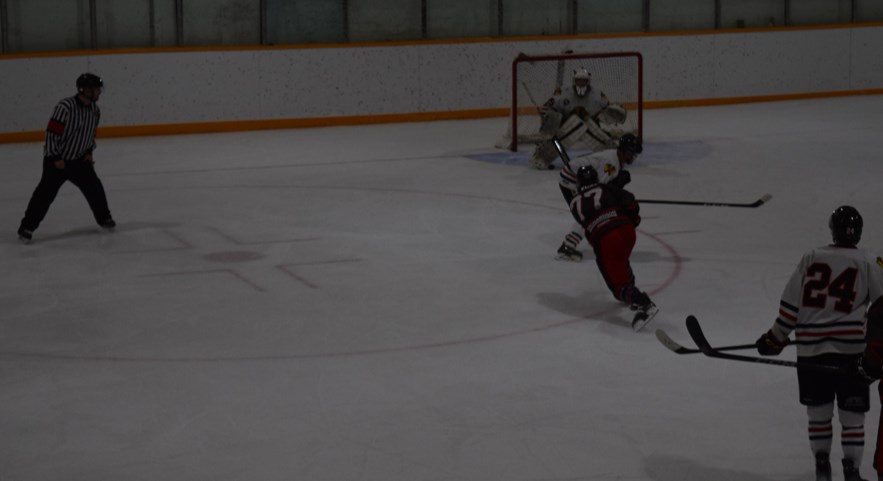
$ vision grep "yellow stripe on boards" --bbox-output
[2,87,883,144]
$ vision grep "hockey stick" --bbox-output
[555,49,573,94]
[655,329,755,355]
[638,194,772,208]
[521,81,544,115]
[552,137,571,167]
[684,315,846,373]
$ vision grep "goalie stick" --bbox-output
[684,315,846,373]
[655,329,755,355]
[639,194,772,208]
[555,49,573,95]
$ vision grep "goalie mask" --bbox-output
[829,205,862,246]
[572,68,590,97]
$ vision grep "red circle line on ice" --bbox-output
[3,229,681,364]
[3,184,682,363]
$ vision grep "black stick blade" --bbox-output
[638,194,772,208]
[685,315,713,353]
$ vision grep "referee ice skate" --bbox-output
[17,73,115,243]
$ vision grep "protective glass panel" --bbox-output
[576,0,643,34]
[95,0,176,49]
[266,0,345,45]
[6,0,89,53]
[857,0,883,22]
[0,3,6,54]
[348,0,422,42]
[426,0,498,39]
[501,0,570,37]
[720,0,785,28]
[182,0,260,46]
[649,0,715,31]
[790,0,851,25]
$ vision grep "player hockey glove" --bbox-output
[755,330,788,356]
[621,201,640,227]
[610,170,631,188]
[855,355,882,383]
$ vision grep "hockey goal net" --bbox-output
[497,51,643,152]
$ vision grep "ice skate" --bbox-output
[17,228,33,244]
[631,302,658,332]
[100,218,116,230]
[629,291,657,332]
[556,243,582,262]
[815,452,832,481]
[842,458,867,481]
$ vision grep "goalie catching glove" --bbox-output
[598,104,627,125]
[755,329,789,356]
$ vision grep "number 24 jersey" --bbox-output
[770,245,883,357]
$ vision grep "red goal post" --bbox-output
[499,51,643,152]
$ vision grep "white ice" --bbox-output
[2,96,883,481]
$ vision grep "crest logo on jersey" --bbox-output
[603,163,616,176]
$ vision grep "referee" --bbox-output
[17,73,115,243]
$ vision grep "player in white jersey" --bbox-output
[755,206,883,481]
[530,68,628,170]
[556,134,642,261]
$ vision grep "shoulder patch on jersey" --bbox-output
[603,163,617,176]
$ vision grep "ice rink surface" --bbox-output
[2,95,883,480]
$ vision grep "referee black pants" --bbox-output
[19,158,112,232]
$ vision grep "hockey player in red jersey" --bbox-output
[568,164,657,331]
[556,133,642,261]
[756,206,883,481]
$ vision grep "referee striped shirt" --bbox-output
[43,95,101,161]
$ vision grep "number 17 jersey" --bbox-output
[771,245,883,357]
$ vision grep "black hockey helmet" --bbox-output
[576,165,599,187]
[76,73,103,92]
[617,133,642,155]
[829,205,862,246]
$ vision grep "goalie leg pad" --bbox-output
[556,114,588,149]
[539,110,563,137]
[583,118,616,151]
[531,141,558,169]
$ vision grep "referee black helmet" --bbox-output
[76,73,103,92]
